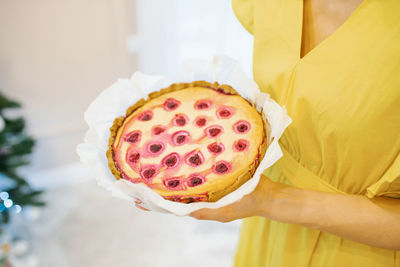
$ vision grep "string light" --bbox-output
[0,191,21,213]
[4,199,13,208]
[0,191,9,201]
[14,205,22,213]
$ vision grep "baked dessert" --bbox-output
[107,81,268,203]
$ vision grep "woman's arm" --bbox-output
[190,175,400,250]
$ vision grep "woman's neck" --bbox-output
[301,0,364,58]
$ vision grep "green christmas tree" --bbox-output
[0,92,44,228]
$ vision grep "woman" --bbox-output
[190,0,400,266]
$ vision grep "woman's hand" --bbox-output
[190,174,279,222]
[137,172,400,249]
[191,173,400,250]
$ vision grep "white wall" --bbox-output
[134,0,253,77]
[0,0,137,171]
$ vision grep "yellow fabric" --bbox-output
[232,0,400,266]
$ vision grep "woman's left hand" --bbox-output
[190,174,277,222]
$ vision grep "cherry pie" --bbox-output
[107,81,268,203]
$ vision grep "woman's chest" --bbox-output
[252,0,400,192]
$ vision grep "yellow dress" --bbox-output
[232,0,400,266]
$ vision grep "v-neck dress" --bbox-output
[232,0,400,266]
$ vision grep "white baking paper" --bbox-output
[77,55,292,216]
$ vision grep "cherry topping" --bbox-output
[146,141,165,155]
[216,164,228,173]
[187,174,205,187]
[233,139,249,152]
[194,99,212,110]
[163,177,186,190]
[143,169,155,179]
[194,116,207,127]
[125,130,141,144]
[185,150,204,167]
[205,125,223,138]
[137,110,153,121]
[172,114,189,127]
[209,128,221,136]
[162,153,180,168]
[152,125,166,135]
[163,98,180,111]
[140,165,158,181]
[216,88,233,95]
[217,88,225,94]
[171,131,191,146]
[207,142,225,155]
[233,120,251,134]
[212,160,232,174]
[149,144,162,153]
[216,106,235,119]
[128,152,140,163]
[167,179,180,188]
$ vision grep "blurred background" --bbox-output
[0,0,253,266]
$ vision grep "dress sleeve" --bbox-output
[232,0,254,35]
[366,154,400,199]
